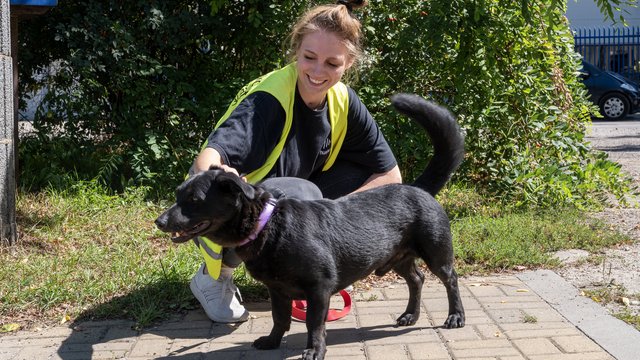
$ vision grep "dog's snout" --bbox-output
[155,213,168,230]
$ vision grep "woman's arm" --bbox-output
[192,93,284,178]
[351,165,402,194]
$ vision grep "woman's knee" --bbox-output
[259,177,323,200]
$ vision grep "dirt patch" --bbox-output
[555,118,640,322]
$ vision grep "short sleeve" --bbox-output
[338,87,397,173]
[206,92,286,175]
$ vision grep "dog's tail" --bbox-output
[391,93,465,196]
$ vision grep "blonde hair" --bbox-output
[288,1,368,64]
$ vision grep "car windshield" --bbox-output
[581,60,601,75]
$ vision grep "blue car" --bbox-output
[580,60,640,120]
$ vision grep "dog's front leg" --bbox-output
[253,290,292,350]
[301,292,331,360]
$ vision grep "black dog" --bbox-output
[155,94,465,360]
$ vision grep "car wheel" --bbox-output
[599,93,630,120]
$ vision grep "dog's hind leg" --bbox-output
[253,289,292,350]
[422,253,465,329]
[393,258,425,326]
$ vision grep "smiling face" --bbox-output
[296,30,354,109]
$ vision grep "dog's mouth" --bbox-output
[171,221,211,243]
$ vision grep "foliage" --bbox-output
[18,0,305,196]
[17,0,635,207]
[356,0,635,208]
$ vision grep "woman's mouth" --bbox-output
[307,75,326,86]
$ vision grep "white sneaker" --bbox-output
[190,264,249,323]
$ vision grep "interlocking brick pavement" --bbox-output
[1,272,636,359]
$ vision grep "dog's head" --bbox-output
[155,166,259,244]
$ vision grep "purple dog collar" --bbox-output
[237,198,276,247]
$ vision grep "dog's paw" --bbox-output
[302,348,323,360]
[396,312,418,326]
[253,335,281,350]
[443,313,465,328]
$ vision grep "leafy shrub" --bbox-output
[17,0,634,207]
[18,0,305,196]
[356,0,634,208]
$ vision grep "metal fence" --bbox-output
[574,26,640,83]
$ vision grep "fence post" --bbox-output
[0,0,17,245]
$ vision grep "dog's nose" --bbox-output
[155,215,167,230]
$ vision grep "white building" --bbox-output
[566,0,640,29]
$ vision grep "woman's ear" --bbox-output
[345,56,355,70]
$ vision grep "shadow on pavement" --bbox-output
[55,286,433,359]
[54,279,233,360]
[151,324,431,360]
[595,144,640,152]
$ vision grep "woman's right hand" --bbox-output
[194,147,245,180]
[217,164,241,177]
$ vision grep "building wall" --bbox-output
[566,0,640,28]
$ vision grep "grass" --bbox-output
[439,185,630,273]
[451,208,628,273]
[582,285,640,331]
[1,181,266,331]
[0,181,632,331]
[616,310,640,331]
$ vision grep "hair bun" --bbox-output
[350,0,367,9]
[337,0,367,11]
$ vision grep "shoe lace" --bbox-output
[202,276,242,303]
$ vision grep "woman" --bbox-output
[190,0,402,323]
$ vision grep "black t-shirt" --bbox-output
[206,86,397,179]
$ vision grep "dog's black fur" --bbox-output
[155,94,465,360]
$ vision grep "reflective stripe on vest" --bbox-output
[197,236,224,280]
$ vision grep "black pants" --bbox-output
[221,160,372,267]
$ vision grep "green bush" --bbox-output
[17,0,634,207]
[19,0,305,196]
[356,0,634,208]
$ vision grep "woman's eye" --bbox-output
[327,63,339,68]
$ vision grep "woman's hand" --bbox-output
[194,147,245,180]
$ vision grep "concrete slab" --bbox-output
[518,269,640,360]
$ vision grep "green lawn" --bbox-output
[0,182,630,331]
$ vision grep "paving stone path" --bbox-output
[3,272,639,359]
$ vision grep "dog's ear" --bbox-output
[216,172,256,200]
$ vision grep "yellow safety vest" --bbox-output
[200,63,350,279]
